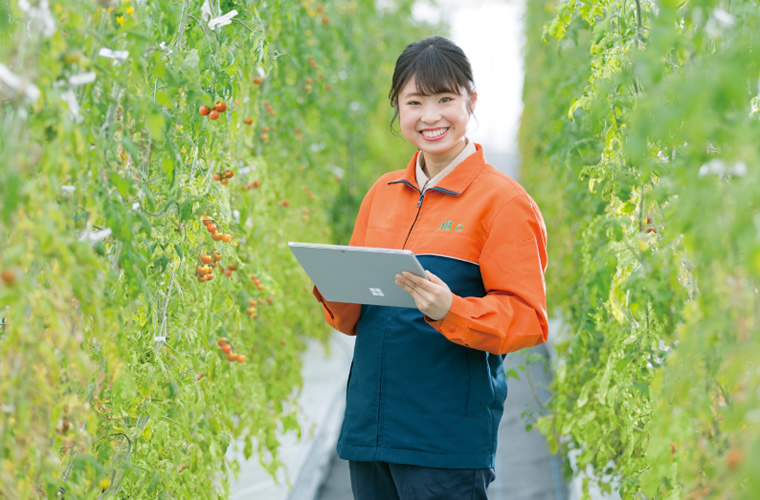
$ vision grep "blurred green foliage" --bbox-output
[521,0,760,498]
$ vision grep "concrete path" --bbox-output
[227,334,355,499]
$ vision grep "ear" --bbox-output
[469,91,478,115]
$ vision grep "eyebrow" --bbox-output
[402,90,456,99]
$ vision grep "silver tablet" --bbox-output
[288,242,427,308]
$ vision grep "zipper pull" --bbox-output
[417,180,428,208]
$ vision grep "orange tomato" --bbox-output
[1,270,16,284]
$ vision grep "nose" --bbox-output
[420,103,441,124]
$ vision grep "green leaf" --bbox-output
[111,172,134,198]
[146,113,165,141]
[1,171,21,225]
[184,49,200,71]
[156,90,173,108]
[122,137,141,162]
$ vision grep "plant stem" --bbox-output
[174,0,191,50]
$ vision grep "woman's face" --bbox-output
[397,75,476,163]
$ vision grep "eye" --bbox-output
[439,96,454,103]
[406,100,421,106]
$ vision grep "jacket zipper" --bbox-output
[402,187,426,249]
[388,179,459,249]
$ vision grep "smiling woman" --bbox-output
[396,74,477,176]
[311,35,550,500]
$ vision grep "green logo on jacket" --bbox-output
[440,220,464,232]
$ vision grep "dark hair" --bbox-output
[388,36,475,130]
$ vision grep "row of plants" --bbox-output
[0,0,429,497]
[520,0,759,498]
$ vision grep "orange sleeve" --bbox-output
[425,194,548,355]
[311,182,379,336]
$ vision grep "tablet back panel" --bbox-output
[288,242,426,308]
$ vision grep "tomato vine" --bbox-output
[521,0,760,498]
[0,0,429,497]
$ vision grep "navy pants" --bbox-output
[348,461,496,500]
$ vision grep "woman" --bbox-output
[313,35,549,500]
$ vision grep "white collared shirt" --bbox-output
[415,139,477,193]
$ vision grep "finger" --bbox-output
[425,271,443,284]
[409,283,437,303]
[395,274,419,295]
[403,271,431,287]
[409,273,444,294]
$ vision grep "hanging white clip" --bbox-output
[68,72,97,86]
[17,0,56,38]
[60,89,83,123]
[0,63,40,104]
[78,227,112,244]
[208,10,238,30]
[98,48,130,65]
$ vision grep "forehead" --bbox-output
[400,75,460,97]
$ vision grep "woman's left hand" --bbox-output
[395,270,452,320]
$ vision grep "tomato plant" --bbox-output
[0,0,429,497]
[521,0,760,498]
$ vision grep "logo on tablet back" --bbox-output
[369,288,385,297]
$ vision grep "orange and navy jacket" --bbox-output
[313,144,548,468]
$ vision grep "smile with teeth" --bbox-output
[421,128,448,139]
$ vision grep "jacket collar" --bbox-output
[388,144,486,195]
